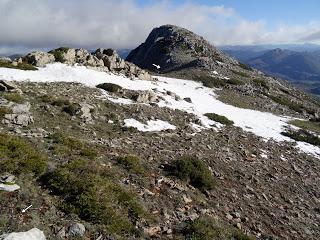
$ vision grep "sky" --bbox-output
[0,0,320,55]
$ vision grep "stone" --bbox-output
[56,227,66,239]
[80,103,94,122]
[0,183,20,192]
[62,48,76,64]
[0,173,16,184]
[133,91,158,103]
[184,97,192,103]
[0,228,45,240]
[0,80,18,91]
[0,57,12,63]
[68,223,85,237]
[145,226,161,237]
[23,51,55,67]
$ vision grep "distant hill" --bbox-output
[221,46,320,95]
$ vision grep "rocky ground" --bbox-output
[0,80,319,240]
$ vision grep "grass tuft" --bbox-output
[204,113,234,126]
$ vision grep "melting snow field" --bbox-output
[124,119,176,132]
[0,63,319,158]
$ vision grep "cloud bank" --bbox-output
[0,0,320,54]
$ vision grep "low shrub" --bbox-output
[226,78,244,85]
[252,79,269,90]
[96,83,123,93]
[43,159,144,236]
[183,216,255,240]
[290,119,320,135]
[49,47,70,63]
[0,60,37,71]
[117,155,144,174]
[2,93,24,103]
[231,70,249,78]
[281,129,320,146]
[238,62,253,71]
[0,106,12,118]
[269,95,304,113]
[170,156,215,191]
[204,113,234,126]
[62,103,80,116]
[0,133,47,176]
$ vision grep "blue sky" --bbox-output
[138,0,320,29]
[0,0,320,55]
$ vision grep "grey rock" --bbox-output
[23,51,54,67]
[68,223,85,237]
[0,228,45,240]
[0,173,16,184]
[0,80,18,91]
[0,57,12,63]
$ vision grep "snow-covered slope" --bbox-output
[0,63,319,157]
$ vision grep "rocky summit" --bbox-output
[0,25,319,240]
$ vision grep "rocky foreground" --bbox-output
[0,66,319,239]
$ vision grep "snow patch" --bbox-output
[0,63,319,158]
[124,119,176,132]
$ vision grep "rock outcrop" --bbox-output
[21,48,152,81]
[0,228,46,240]
[126,24,237,73]
[23,52,55,67]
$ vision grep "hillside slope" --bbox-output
[0,26,319,239]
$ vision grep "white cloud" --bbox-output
[0,0,319,55]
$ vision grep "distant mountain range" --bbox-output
[221,44,320,95]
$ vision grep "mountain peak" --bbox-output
[126,25,236,73]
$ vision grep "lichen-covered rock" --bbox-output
[68,223,85,237]
[0,228,46,240]
[23,51,55,67]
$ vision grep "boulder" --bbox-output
[0,228,46,240]
[0,183,20,192]
[62,48,76,64]
[132,91,158,103]
[0,80,18,91]
[23,51,54,67]
[0,57,12,63]
[68,223,85,237]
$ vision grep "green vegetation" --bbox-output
[39,95,71,106]
[117,155,145,174]
[252,79,269,90]
[43,159,144,236]
[62,103,80,116]
[268,95,304,113]
[49,132,97,159]
[183,216,255,240]
[96,83,123,93]
[170,156,215,191]
[226,78,244,85]
[238,62,253,71]
[0,60,37,71]
[0,133,47,176]
[49,47,70,63]
[193,75,244,89]
[231,70,249,77]
[196,76,226,88]
[290,119,320,135]
[204,113,234,126]
[195,44,204,53]
[0,106,12,118]
[2,92,24,103]
[281,129,320,146]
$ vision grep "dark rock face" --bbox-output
[126,24,236,73]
